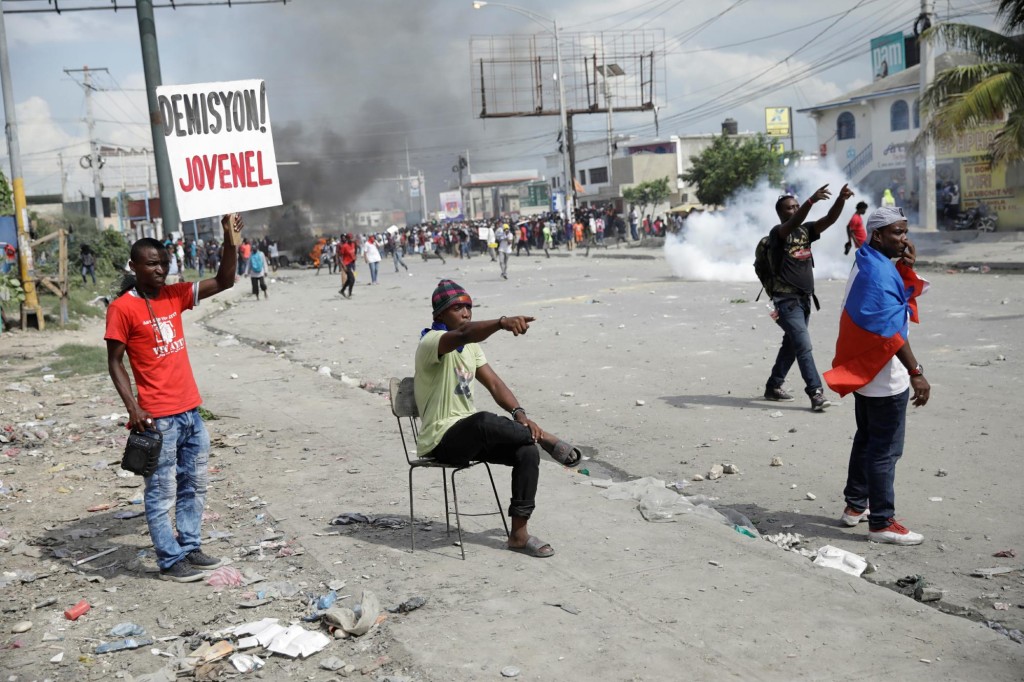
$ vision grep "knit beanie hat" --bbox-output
[431,279,472,318]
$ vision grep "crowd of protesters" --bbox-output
[305,205,683,268]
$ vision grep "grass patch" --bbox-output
[730,298,748,304]
[32,273,121,324]
[45,343,108,377]
[198,406,220,421]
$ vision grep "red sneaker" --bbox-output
[840,506,869,527]
[869,519,923,545]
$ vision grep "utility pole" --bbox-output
[136,0,180,237]
[919,0,937,231]
[65,66,108,230]
[419,170,427,220]
[57,152,67,202]
[404,138,413,215]
[0,0,43,327]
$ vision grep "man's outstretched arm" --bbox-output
[812,184,854,235]
[778,184,831,239]
[437,315,534,356]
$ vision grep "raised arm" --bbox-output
[778,184,832,239]
[811,184,854,235]
[197,214,242,301]
[437,315,534,357]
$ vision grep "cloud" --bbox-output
[6,12,137,48]
[6,97,86,195]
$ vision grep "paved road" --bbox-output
[182,243,1023,680]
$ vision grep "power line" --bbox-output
[1,0,291,13]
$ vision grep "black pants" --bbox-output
[250,276,267,296]
[427,412,539,519]
[341,264,355,296]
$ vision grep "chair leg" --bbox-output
[451,467,467,560]
[408,466,416,553]
[442,470,451,536]
[484,463,510,538]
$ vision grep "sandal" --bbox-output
[508,536,555,558]
[542,440,582,467]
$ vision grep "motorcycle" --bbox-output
[953,203,998,232]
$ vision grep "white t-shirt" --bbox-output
[364,242,381,263]
[855,312,911,398]
[497,229,513,254]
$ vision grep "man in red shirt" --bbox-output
[845,201,869,254]
[238,238,251,276]
[339,233,357,298]
[105,214,241,582]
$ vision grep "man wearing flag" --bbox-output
[824,206,930,545]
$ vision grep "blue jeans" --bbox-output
[368,261,379,283]
[768,295,821,396]
[843,389,909,529]
[145,408,210,570]
[392,250,408,271]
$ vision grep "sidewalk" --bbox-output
[910,230,1024,271]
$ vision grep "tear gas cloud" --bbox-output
[664,159,873,284]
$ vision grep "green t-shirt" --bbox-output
[414,330,487,456]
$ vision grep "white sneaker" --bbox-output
[840,506,870,527]
[868,519,923,545]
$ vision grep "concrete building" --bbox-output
[462,170,549,219]
[544,132,758,216]
[798,52,1024,230]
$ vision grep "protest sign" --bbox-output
[156,79,282,222]
[439,190,464,221]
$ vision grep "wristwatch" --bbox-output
[908,364,924,377]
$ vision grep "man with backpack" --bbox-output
[762,183,854,411]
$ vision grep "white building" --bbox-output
[798,52,1024,229]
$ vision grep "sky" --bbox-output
[0,0,1002,214]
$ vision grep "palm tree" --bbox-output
[918,0,1024,161]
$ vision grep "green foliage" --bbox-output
[198,406,220,421]
[0,271,26,312]
[918,2,1024,161]
[681,133,783,206]
[30,211,130,279]
[622,177,672,220]
[44,343,107,377]
[0,170,12,216]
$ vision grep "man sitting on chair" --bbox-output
[414,279,581,558]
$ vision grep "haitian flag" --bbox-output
[824,244,928,397]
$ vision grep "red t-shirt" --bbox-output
[340,242,356,266]
[104,282,202,418]
[848,213,866,246]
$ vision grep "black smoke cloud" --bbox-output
[275,98,410,216]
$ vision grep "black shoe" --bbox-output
[764,387,794,402]
[810,389,831,412]
[159,559,205,582]
[186,549,225,570]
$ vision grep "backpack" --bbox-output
[753,229,781,301]
[754,225,821,309]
